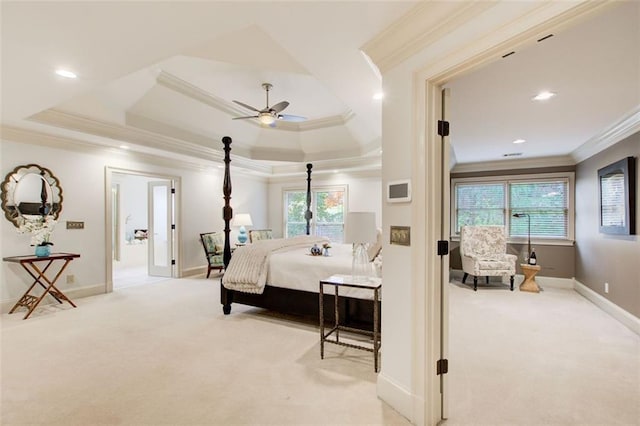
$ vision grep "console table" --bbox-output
[3,253,80,319]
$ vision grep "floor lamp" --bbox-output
[512,213,530,261]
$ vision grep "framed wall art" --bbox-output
[598,156,636,235]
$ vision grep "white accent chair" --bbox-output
[459,225,516,291]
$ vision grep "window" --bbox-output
[452,173,574,241]
[284,186,347,242]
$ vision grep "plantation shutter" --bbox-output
[509,180,568,238]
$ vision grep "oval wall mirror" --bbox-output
[1,164,63,227]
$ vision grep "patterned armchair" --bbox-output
[200,232,225,278]
[249,229,273,243]
[459,225,516,291]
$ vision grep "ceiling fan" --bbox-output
[232,83,306,127]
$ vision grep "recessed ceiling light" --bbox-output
[512,139,526,144]
[333,170,338,174]
[373,92,384,100]
[532,91,555,101]
[55,69,77,79]
[119,145,129,150]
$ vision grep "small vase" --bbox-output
[323,247,329,256]
[35,245,51,257]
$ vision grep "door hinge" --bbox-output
[437,120,450,137]
[171,188,176,194]
[437,240,449,256]
[437,358,448,375]
[171,259,176,266]
[171,224,176,230]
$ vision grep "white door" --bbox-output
[148,181,173,277]
[439,87,451,420]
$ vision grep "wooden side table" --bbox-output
[520,264,541,293]
[319,274,381,372]
[3,253,80,319]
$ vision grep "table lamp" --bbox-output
[233,213,253,244]
[512,212,531,262]
[345,212,377,282]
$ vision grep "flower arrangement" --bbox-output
[17,216,56,246]
[322,242,331,249]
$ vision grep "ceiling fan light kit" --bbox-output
[233,82,306,127]
[258,113,276,125]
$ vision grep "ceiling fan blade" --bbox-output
[270,101,289,114]
[233,100,261,112]
[278,114,307,122]
[232,115,259,120]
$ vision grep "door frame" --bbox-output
[105,167,181,293]
[412,3,614,423]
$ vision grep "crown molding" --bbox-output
[31,109,221,159]
[125,111,254,158]
[27,109,274,175]
[270,155,381,177]
[451,155,575,174]
[0,125,220,173]
[571,106,640,164]
[156,69,353,132]
[362,2,497,74]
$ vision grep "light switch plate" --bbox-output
[66,221,84,229]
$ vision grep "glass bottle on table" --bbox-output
[528,248,537,265]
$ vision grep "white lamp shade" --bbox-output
[345,212,376,243]
[232,213,253,227]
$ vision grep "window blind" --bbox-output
[455,183,505,232]
[509,180,568,238]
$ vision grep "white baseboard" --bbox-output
[574,279,640,336]
[377,372,414,422]
[530,275,574,290]
[181,266,208,278]
[450,269,574,290]
[1,283,105,314]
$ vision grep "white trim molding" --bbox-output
[1,284,105,315]
[574,279,640,336]
[571,106,640,163]
[376,373,414,422]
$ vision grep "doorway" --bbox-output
[106,168,179,291]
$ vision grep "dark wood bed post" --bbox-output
[305,163,312,235]
[221,136,234,315]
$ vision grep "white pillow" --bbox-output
[367,228,383,262]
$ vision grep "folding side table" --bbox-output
[3,252,80,319]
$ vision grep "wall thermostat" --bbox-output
[387,179,411,203]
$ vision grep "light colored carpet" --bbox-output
[2,277,639,425]
[446,279,640,426]
[1,277,408,425]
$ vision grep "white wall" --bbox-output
[267,171,382,239]
[1,139,268,307]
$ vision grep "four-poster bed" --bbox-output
[219,137,380,328]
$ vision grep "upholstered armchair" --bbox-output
[249,229,273,243]
[200,232,225,278]
[459,225,516,291]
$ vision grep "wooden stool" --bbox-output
[520,264,541,293]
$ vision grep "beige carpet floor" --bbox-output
[446,278,640,426]
[2,276,639,425]
[1,276,407,425]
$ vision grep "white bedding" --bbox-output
[267,243,379,300]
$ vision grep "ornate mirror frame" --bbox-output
[1,164,64,228]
